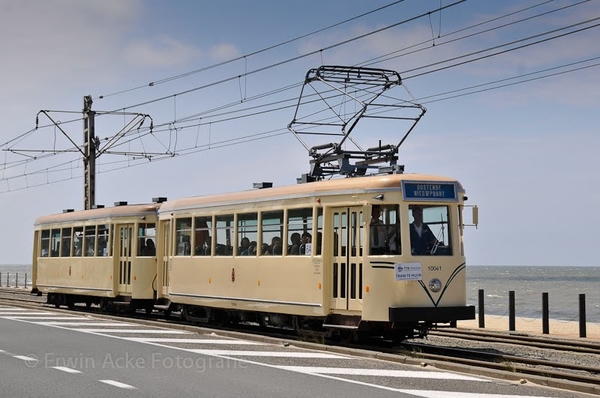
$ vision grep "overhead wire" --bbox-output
[96,0,408,100]
[1,0,598,193]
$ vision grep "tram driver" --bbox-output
[409,206,438,255]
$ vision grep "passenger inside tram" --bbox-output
[289,232,301,255]
[269,236,282,255]
[238,237,251,255]
[300,232,312,255]
[409,206,438,255]
[143,239,156,256]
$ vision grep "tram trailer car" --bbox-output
[33,203,161,312]
[156,173,476,340]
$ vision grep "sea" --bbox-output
[1,264,598,324]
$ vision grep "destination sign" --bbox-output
[402,181,457,201]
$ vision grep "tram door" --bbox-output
[160,220,171,294]
[117,224,133,293]
[330,206,364,312]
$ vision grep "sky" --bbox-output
[1,0,599,266]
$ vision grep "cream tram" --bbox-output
[31,66,477,340]
[156,173,476,340]
[32,201,162,312]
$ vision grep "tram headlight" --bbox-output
[428,278,442,293]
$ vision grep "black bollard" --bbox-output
[16,273,18,288]
[542,292,549,334]
[579,294,587,338]
[478,289,485,328]
[509,291,515,331]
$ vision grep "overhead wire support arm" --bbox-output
[36,110,87,158]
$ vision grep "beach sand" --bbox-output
[457,315,600,341]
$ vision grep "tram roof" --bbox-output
[158,173,462,214]
[34,203,161,226]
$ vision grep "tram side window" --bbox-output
[97,224,109,257]
[84,225,96,257]
[237,213,257,256]
[175,218,192,256]
[40,230,50,257]
[287,208,312,256]
[51,229,61,257]
[333,211,346,257]
[138,223,156,256]
[408,205,452,256]
[370,205,400,256]
[61,228,72,257]
[315,208,323,255]
[194,216,212,256]
[261,210,283,255]
[215,215,234,256]
[73,226,84,256]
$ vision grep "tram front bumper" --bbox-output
[389,305,475,323]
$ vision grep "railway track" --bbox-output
[2,288,599,395]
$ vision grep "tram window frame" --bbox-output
[84,225,96,257]
[138,223,156,256]
[237,213,257,256]
[97,224,109,257]
[194,216,212,256]
[314,207,323,256]
[215,215,234,256]
[61,227,72,257]
[408,205,452,256]
[40,230,50,257]
[175,218,192,256]
[261,210,283,256]
[51,228,61,257]
[370,205,400,256]
[286,208,313,256]
[73,227,84,257]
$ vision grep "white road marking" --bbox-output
[399,391,553,398]
[188,349,347,358]
[0,312,54,315]
[99,380,136,389]
[75,328,192,334]
[13,355,37,361]
[124,337,266,344]
[3,316,90,320]
[277,366,486,381]
[36,322,135,326]
[51,366,82,374]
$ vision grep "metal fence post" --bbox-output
[542,292,549,334]
[509,291,515,331]
[25,273,28,289]
[15,273,18,288]
[478,289,485,328]
[579,294,587,338]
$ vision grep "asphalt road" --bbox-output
[0,303,588,398]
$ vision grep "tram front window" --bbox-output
[408,205,452,256]
[369,205,400,256]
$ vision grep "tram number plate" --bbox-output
[428,266,442,272]
[394,262,422,281]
